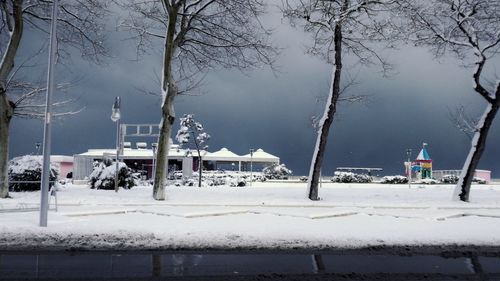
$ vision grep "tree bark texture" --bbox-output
[0,93,13,198]
[454,96,499,202]
[153,7,178,200]
[0,0,23,84]
[193,133,202,188]
[153,83,177,200]
[0,0,23,199]
[197,156,202,187]
[307,22,343,201]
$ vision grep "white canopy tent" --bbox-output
[241,148,280,163]
[204,148,243,171]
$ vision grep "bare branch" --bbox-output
[399,0,500,103]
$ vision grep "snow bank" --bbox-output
[2,182,500,251]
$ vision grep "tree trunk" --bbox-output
[312,254,326,274]
[453,99,499,202]
[0,93,13,198]
[0,0,23,199]
[152,7,178,200]
[193,136,202,188]
[153,83,177,200]
[307,22,343,201]
[198,155,202,188]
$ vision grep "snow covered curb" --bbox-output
[3,183,500,252]
[3,229,500,253]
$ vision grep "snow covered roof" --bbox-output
[204,148,241,162]
[50,155,73,163]
[77,147,280,163]
[241,149,280,163]
[416,148,431,162]
[78,148,187,159]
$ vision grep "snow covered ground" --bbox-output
[1,181,500,251]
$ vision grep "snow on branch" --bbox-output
[116,0,278,86]
[400,0,500,103]
[176,113,210,150]
[282,0,399,73]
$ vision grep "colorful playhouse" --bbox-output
[405,143,433,181]
[414,145,433,179]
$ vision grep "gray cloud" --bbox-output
[8,3,500,178]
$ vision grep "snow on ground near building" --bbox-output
[2,182,500,251]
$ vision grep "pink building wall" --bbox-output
[58,162,73,178]
[50,156,74,178]
[475,170,491,183]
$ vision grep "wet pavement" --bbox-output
[1,250,500,280]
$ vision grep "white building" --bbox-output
[73,143,280,180]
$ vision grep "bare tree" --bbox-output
[282,0,397,200]
[449,105,479,140]
[400,0,500,202]
[116,0,277,200]
[0,0,108,198]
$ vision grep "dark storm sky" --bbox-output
[8,4,500,177]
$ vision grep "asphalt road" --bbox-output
[1,248,500,281]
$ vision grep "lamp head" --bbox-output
[111,96,121,122]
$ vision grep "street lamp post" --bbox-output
[406,148,412,189]
[250,149,254,186]
[35,142,41,155]
[111,96,121,193]
[151,142,157,183]
[39,0,58,227]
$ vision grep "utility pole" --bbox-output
[250,149,254,186]
[406,149,412,189]
[39,0,58,227]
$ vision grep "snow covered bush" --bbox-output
[417,178,439,185]
[441,175,486,184]
[89,159,138,190]
[229,177,247,187]
[331,172,372,183]
[381,175,408,184]
[172,171,248,187]
[8,155,59,192]
[204,173,246,187]
[441,175,459,184]
[262,164,292,180]
[473,177,487,184]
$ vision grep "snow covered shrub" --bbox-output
[381,175,408,184]
[473,177,487,184]
[331,172,372,183]
[299,176,308,182]
[168,171,184,180]
[440,175,485,184]
[89,159,138,190]
[417,178,439,184]
[441,175,459,184]
[228,177,246,187]
[262,164,292,180]
[8,155,59,192]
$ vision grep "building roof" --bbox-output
[77,147,279,164]
[416,147,432,162]
[50,155,74,163]
[78,148,188,159]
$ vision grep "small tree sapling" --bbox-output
[176,114,210,187]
